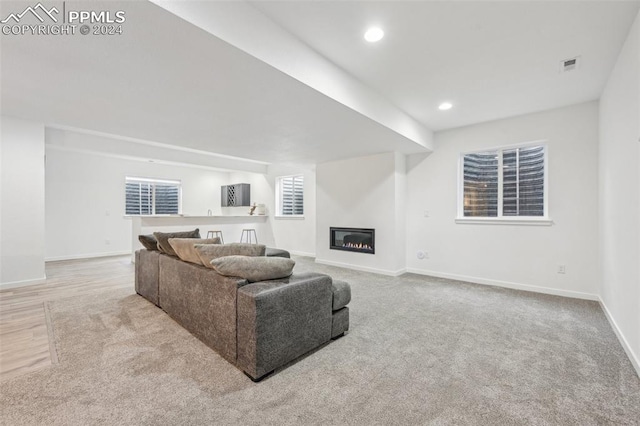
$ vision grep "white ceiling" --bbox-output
[1,0,639,166]
[251,0,640,131]
[0,0,426,165]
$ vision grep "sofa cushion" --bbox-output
[153,229,200,256]
[168,238,221,265]
[229,243,267,256]
[209,255,295,282]
[265,247,291,258]
[195,243,266,268]
[331,280,351,311]
[138,234,159,251]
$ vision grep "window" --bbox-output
[125,177,181,215]
[276,175,304,217]
[458,143,548,223]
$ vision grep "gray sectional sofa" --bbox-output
[135,249,350,381]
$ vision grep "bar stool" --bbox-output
[240,229,258,244]
[206,230,224,244]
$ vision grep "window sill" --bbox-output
[455,217,553,226]
[123,214,183,218]
[275,215,305,220]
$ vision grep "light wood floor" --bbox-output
[0,256,134,381]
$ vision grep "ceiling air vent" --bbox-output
[560,56,581,73]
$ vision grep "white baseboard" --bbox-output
[315,258,406,277]
[598,297,640,378]
[0,275,47,290]
[45,251,131,262]
[405,267,599,301]
[289,250,316,258]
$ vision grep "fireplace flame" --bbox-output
[343,242,373,250]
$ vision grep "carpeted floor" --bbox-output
[1,256,639,425]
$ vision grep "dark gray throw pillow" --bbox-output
[138,234,159,251]
[209,255,295,282]
[153,229,200,256]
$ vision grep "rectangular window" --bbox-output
[276,175,304,217]
[125,177,181,215]
[459,143,548,222]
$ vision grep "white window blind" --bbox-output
[125,177,181,215]
[277,175,304,216]
[461,144,546,219]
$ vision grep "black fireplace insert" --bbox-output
[330,227,375,254]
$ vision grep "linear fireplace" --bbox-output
[330,227,375,254]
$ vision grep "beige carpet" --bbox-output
[1,257,639,425]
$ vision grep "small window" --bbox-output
[459,143,547,220]
[125,177,181,215]
[276,175,304,217]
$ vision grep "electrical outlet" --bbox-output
[105,239,111,245]
[423,210,430,217]
[557,265,566,274]
[417,251,429,260]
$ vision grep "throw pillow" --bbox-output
[138,234,159,251]
[194,243,267,269]
[153,229,200,256]
[228,243,267,256]
[209,255,295,282]
[168,238,221,265]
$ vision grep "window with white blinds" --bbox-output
[125,177,181,215]
[460,143,547,220]
[276,175,304,217]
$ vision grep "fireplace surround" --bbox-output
[330,227,375,254]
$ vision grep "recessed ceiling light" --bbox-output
[364,27,384,43]
[438,102,453,111]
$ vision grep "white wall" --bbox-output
[225,166,317,255]
[0,120,2,281]
[0,116,46,286]
[44,129,317,260]
[394,153,407,270]
[44,128,322,260]
[598,10,640,373]
[316,152,406,275]
[226,170,276,247]
[267,164,316,256]
[45,129,232,260]
[406,102,600,299]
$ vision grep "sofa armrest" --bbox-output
[236,272,333,380]
[135,249,161,306]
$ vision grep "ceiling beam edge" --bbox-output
[150,0,434,152]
